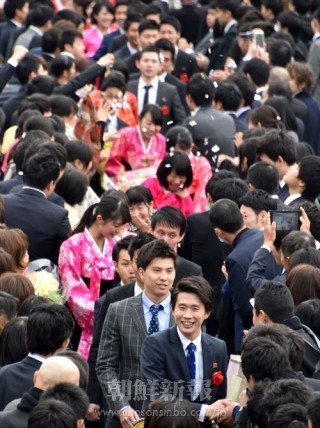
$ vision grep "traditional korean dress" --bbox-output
[142,177,195,218]
[83,25,118,58]
[188,152,212,213]
[105,126,166,178]
[58,228,115,360]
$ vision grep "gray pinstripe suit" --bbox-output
[96,294,174,427]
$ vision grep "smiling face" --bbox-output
[172,292,210,341]
[97,216,123,240]
[167,171,187,193]
[138,257,175,303]
[152,223,182,248]
[139,112,161,139]
[95,6,114,30]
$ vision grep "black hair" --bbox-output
[298,156,320,201]
[18,295,49,316]
[160,16,181,33]
[239,138,261,179]
[28,399,77,428]
[248,161,279,194]
[49,55,74,78]
[50,115,66,134]
[254,280,295,322]
[29,5,54,27]
[139,104,163,126]
[24,152,60,190]
[27,303,74,355]
[112,235,135,263]
[154,38,175,62]
[136,45,161,61]
[55,167,88,206]
[281,231,315,258]
[13,131,49,171]
[42,27,61,54]
[241,337,294,382]
[215,82,242,111]
[91,1,114,25]
[209,199,243,233]
[277,11,301,40]
[265,95,298,133]
[157,152,193,190]
[23,115,55,137]
[209,178,249,207]
[186,73,215,107]
[242,58,270,87]
[0,316,28,366]
[101,71,127,94]
[268,39,293,67]
[136,239,177,270]
[138,19,160,34]
[65,140,93,169]
[215,0,239,17]
[227,72,256,107]
[261,0,284,17]
[49,94,78,118]
[123,13,142,32]
[256,129,297,165]
[40,382,89,419]
[128,232,155,260]
[4,0,28,19]
[151,206,186,236]
[126,186,153,206]
[59,29,83,51]
[296,142,315,160]
[205,170,236,196]
[246,382,269,428]
[296,299,320,338]
[19,93,51,115]
[73,195,130,235]
[16,54,42,85]
[165,126,193,152]
[143,4,162,19]
[27,75,56,96]
[239,189,277,213]
[171,276,212,314]
[0,291,18,323]
[269,404,309,428]
[308,395,320,428]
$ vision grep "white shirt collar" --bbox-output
[138,76,159,89]
[279,178,286,189]
[60,51,75,59]
[29,25,43,36]
[28,353,46,363]
[134,281,143,296]
[23,186,47,198]
[284,193,302,205]
[177,327,202,352]
[158,71,167,82]
[224,19,237,34]
[127,42,137,55]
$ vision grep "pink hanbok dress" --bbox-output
[189,153,212,213]
[104,126,166,178]
[58,228,115,360]
[83,25,118,58]
[143,177,195,218]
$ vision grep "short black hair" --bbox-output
[65,140,93,169]
[136,239,177,270]
[0,316,28,366]
[23,116,55,137]
[28,399,77,428]
[24,152,60,190]
[59,29,83,51]
[295,299,320,338]
[49,55,74,78]
[29,5,54,27]
[239,189,277,213]
[40,382,89,419]
[268,39,293,67]
[254,280,294,322]
[308,395,320,428]
[281,231,315,258]
[27,75,56,96]
[165,126,193,152]
[4,0,28,19]
[215,0,239,17]
[128,233,156,260]
[256,129,297,165]
[123,13,142,32]
[171,276,213,315]
[262,0,284,17]
[136,45,161,61]
[112,235,135,263]
[157,152,193,190]
[16,54,42,85]
[155,38,175,62]
[27,303,74,355]
[248,161,279,194]
[160,16,181,33]
[209,178,249,207]
[209,199,243,233]
[55,167,88,206]
[101,71,127,94]
[241,337,294,382]
[42,27,61,54]
[268,403,308,428]
[138,19,159,34]
[227,72,256,107]
[242,58,270,87]
[186,73,215,107]
[91,2,114,25]
[49,95,78,118]
[151,206,186,236]
[0,291,18,321]
[126,186,153,206]
[215,82,242,111]
[140,104,163,126]
[298,156,320,200]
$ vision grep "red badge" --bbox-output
[161,105,170,115]
[179,73,189,83]
[211,371,224,386]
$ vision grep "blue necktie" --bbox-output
[186,342,196,380]
[148,304,163,335]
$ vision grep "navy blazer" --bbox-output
[0,356,42,411]
[141,326,228,411]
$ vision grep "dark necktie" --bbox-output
[186,342,196,380]
[143,85,152,107]
[148,304,163,335]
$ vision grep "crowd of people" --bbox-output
[1,0,320,427]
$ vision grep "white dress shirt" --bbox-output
[137,76,159,114]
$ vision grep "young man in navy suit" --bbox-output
[141,276,228,427]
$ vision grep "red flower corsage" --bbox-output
[161,105,170,115]
[211,371,224,386]
[179,73,189,83]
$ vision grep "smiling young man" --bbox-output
[141,276,228,426]
[96,239,177,428]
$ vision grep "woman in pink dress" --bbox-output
[105,104,166,178]
[58,194,130,360]
[165,126,212,213]
[143,152,194,218]
[83,2,118,58]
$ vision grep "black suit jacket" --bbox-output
[141,326,228,420]
[113,44,131,60]
[181,211,224,288]
[3,188,70,263]
[173,49,199,81]
[127,79,186,133]
[164,73,190,115]
[208,24,238,70]
[170,4,204,45]
[0,356,42,411]
[109,33,127,53]
[0,20,19,59]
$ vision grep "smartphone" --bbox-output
[252,29,265,48]
[270,210,300,232]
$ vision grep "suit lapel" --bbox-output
[128,296,147,341]
[169,327,190,383]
